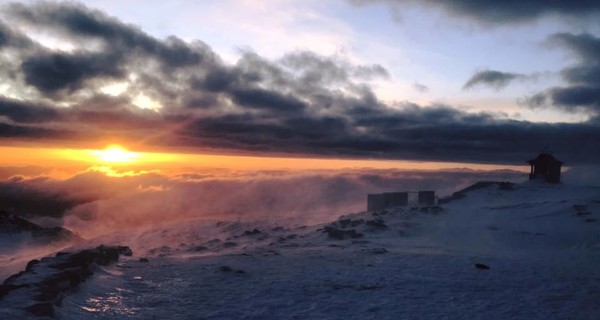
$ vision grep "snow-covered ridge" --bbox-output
[2,181,600,319]
[1,245,132,318]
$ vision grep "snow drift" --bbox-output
[1,179,599,319]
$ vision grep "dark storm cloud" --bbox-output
[0,22,17,47]
[349,0,600,24]
[231,88,307,113]
[525,33,600,114]
[0,97,63,123]
[5,1,214,98]
[463,70,523,90]
[21,52,123,94]
[0,21,33,49]
[180,103,600,164]
[7,2,208,68]
[0,2,599,164]
[561,65,600,85]
[0,122,71,139]
[550,33,600,62]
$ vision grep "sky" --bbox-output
[0,0,599,166]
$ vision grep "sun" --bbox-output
[91,145,140,163]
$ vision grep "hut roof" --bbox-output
[527,153,564,165]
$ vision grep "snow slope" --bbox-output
[3,181,600,319]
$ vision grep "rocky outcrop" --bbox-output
[475,263,490,270]
[0,209,81,243]
[0,245,132,318]
[323,226,364,240]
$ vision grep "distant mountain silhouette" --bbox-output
[0,209,80,243]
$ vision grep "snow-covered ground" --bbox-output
[2,181,600,319]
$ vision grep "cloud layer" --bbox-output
[0,2,599,164]
[463,70,524,90]
[526,33,600,115]
[0,166,527,236]
[350,0,600,24]
[353,0,600,119]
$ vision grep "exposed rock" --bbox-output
[26,259,41,272]
[1,245,132,316]
[0,284,29,299]
[219,266,233,272]
[34,287,63,304]
[475,263,490,270]
[365,219,388,230]
[3,271,26,285]
[223,242,238,248]
[243,229,261,236]
[25,302,55,317]
[139,257,150,263]
[337,218,364,228]
[323,226,364,240]
[370,248,388,254]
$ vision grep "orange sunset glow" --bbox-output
[90,145,140,163]
[0,144,528,175]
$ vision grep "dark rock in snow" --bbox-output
[3,271,26,285]
[337,218,364,228]
[25,259,40,271]
[190,245,208,252]
[25,302,55,317]
[323,226,364,240]
[0,284,29,299]
[223,242,238,248]
[243,229,262,236]
[475,263,490,270]
[219,266,233,272]
[139,257,150,263]
[365,219,388,230]
[219,266,246,274]
[1,245,132,316]
[371,248,388,254]
[207,239,221,245]
[34,287,63,303]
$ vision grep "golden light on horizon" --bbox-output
[58,144,178,166]
[0,145,531,179]
[90,145,140,163]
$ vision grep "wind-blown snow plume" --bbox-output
[0,167,526,237]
